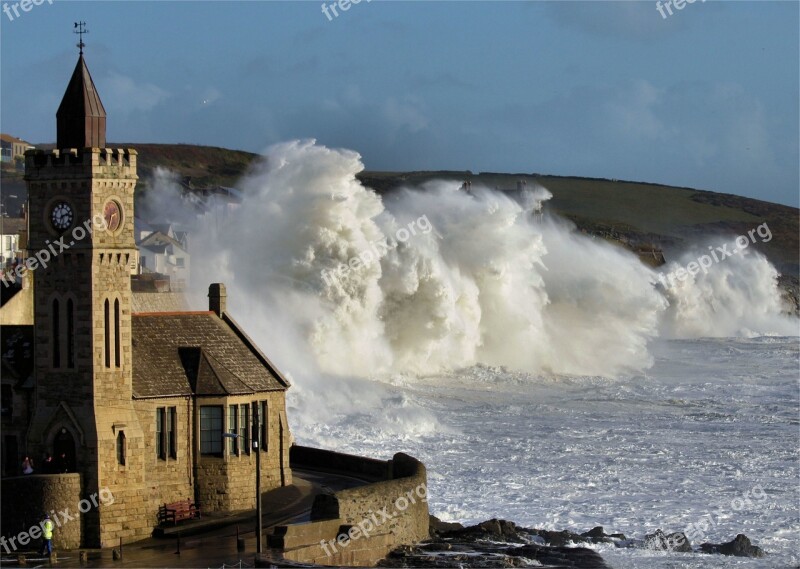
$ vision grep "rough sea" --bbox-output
[291,336,799,568]
[172,140,800,568]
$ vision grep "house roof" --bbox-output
[139,230,187,254]
[0,218,26,236]
[0,134,31,145]
[131,311,289,398]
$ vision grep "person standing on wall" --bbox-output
[40,513,54,557]
[42,452,54,474]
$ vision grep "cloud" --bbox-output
[103,72,170,114]
[603,79,668,140]
[546,1,687,40]
[383,97,430,134]
[409,72,475,91]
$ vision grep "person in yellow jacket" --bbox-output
[40,514,54,556]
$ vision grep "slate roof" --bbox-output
[56,55,106,149]
[139,231,186,254]
[0,218,26,235]
[132,312,289,398]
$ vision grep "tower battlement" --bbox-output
[24,148,138,180]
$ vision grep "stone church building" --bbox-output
[1,52,292,547]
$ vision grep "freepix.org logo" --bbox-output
[0,487,115,554]
[321,215,433,289]
[3,0,54,22]
[1,213,108,288]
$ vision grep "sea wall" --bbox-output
[265,446,429,567]
[1,474,82,550]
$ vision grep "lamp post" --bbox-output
[223,405,263,554]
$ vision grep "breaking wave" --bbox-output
[167,140,797,384]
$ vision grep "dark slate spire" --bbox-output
[56,55,106,149]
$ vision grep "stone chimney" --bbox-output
[208,283,226,317]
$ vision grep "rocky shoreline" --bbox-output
[377,517,766,568]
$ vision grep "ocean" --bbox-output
[290,336,799,568]
[174,139,799,568]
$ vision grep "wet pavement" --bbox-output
[0,468,368,569]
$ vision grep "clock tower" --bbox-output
[25,50,146,547]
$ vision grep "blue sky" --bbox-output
[1,1,797,206]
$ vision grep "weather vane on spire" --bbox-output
[74,21,88,55]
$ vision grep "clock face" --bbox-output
[104,201,122,232]
[50,202,74,231]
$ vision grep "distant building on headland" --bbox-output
[0,134,34,165]
[134,219,190,291]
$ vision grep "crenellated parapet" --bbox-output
[24,148,138,180]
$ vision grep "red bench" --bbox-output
[158,499,201,525]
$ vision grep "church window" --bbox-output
[251,402,259,450]
[66,298,75,368]
[1,385,12,418]
[114,298,121,368]
[156,407,165,459]
[167,407,177,459]
[200,406,223,456]
[52,298,60,368]
[228,405,238,455]
[117,431,126,466]
[104,299,110,368]
[240,404,249,454]
[260,401,268,452]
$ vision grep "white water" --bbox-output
[292,337,800,569]
[148,140,798,568]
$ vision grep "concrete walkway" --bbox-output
[0,469,366,568]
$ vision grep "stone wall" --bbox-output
[333,453,429,548]
[1,474,82,550]
[24,147,145,549]
[195,392,292,513]
[132,397,195,534]
[268,448,428,567]
[291,445,391,481]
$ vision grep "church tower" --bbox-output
[25,44,145,547]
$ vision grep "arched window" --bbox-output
[104,299,111,368]
[116,431,126,466]
[66,298,75,369]
[52,298,60,368]
[114,299,121,368]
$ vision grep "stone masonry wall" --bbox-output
[24,148,146,549]
[1,474,82,551]
[130,397,195,533]
[333,453,429,547]
[195,392,292,513]
[270,449,428,567]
